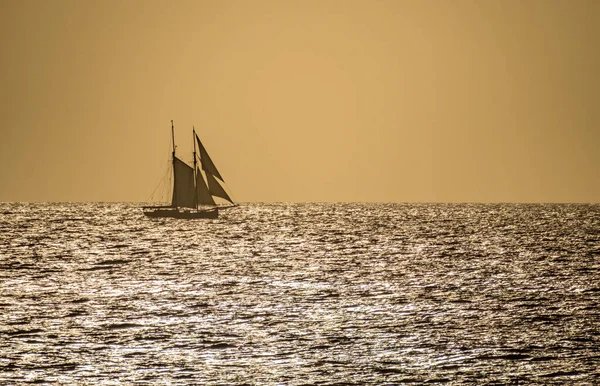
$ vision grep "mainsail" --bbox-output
[171,157,196,208]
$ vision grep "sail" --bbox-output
[171,157,196,208]
[196,168,216,206]
[196,134,224,181]
[206,172,234,204]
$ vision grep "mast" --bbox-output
[171,120,177,207]
[193,126,198,208]
[171,120,176,158]
[169,120,205,209]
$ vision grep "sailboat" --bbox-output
[143,120,235,219]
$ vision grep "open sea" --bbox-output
[0,202,598,384]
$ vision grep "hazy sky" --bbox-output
[1,0,598,203]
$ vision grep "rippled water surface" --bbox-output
[1,203,599,384]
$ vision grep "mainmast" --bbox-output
[171,120,177,207]
[193,126,198,209]
[171,120,176,158]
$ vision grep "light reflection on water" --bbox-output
[0,202,598,384]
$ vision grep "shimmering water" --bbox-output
[0,203,598,384]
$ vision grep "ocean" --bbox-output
[0,203,598,384]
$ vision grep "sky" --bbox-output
[1,0,598,203]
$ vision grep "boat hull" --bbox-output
[143,207,218,219]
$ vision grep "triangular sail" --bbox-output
[171,157,196,208]
[196,168,216,206]
[206,172,234,204]
[195,134,224,181]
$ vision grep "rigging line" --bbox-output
[146,126,176,203]
[160,163,172,204]
[147,160,171,202]
[147,162,170,202]
[167,159,174,204]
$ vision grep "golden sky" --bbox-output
[1,0,598,202]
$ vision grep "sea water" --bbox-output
[0,203,598,384]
